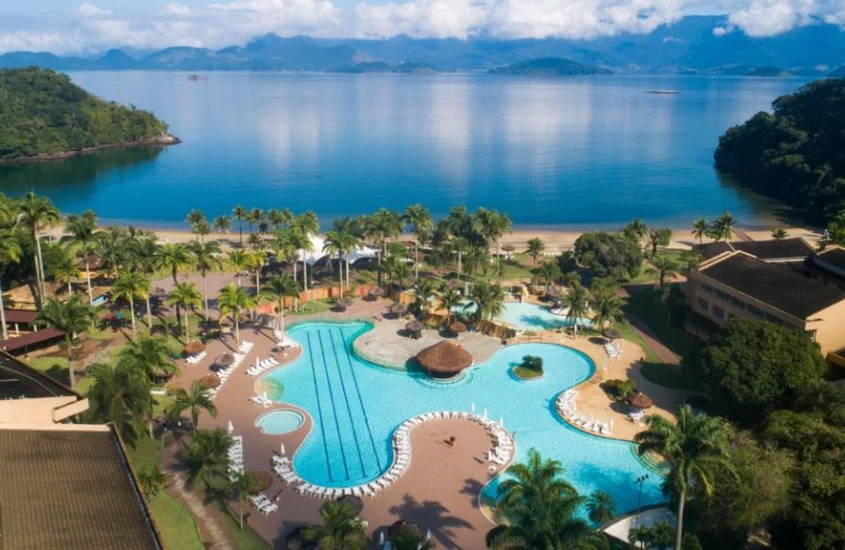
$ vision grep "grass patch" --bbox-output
[640,361,689,389]
[220,505,270,550]
[613,321,660,363]
[291,299,333,316]
[622,287,700,359]
[513,366,543,380]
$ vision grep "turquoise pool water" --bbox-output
[255,410,305,435]
[456,301,591,331]
[263,321,664,515]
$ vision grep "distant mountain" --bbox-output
[332,61,438,74]
[744,66,792,77]
[0,17,844,74]
[490,57,611,76]
[831,66,845,78]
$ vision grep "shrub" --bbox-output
[600,379,637,401]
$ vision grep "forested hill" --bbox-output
[490,57,611,76]
[0,67,172,160]
[714,78,845,224]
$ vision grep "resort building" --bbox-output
[0,307,66,355]
[686,249,845,359]
[0,350,87,424]
[695,237,817,263]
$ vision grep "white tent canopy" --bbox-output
[295,234,378,266]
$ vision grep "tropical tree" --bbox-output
[526,237,545,265]
[218,283,256,346]
[635,406,733,550]
[486,448,608,550]
[170,380,217,432]
[413,277,437,317]
[137,465,167,497]
[127,236,160,328]
[190,240,222,317]
[229,470,262,530]
[246,208,264,235]
[647,228,673,258]
[267,208,290,230]
[565,282,590,336]
[586,490,616,526]
[34,295,99,388]
[186,209,207,241]
[17,191,61,304]
[262,273,301,334]
[112,271,150,339]
[535,261,563,294]
[475,208,512,277]
[87,361,153,444]
[712,210,736,242]
[404,204,433,279]
[304,501,367,550]
[183,428,233,487]
[117,336,179,381]
[0,228,22,340]
[246,249,267,296]
[386,257,412,290]
[365,208,402,286]
[648,256,680,290]
[691,219,709,244]
[227,248,250,287]
[623,218,649,245]
[167,282,202,341]
[62,210,100,302]
[337,226,362,289]
[439,285,462,326]
[771,228,789,239]
[389,524,434,550]
[156,243,192,284]
[232,205,247,246]
[469,280,506,324]
[212,215,232,240]
[47,243,80,297]
[590,284,623,330]
[94,227,129,279]
[323,229,345,295]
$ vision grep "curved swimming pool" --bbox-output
[262,321,664,515]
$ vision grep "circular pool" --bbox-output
[255,410,305,435]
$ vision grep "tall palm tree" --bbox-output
[34,295,99,388]
[565,282,590,336]
[261,274,301,336]
[304,501,367,550]
[635,405,732,550]
[624,218,649,245]
[0,229,22,340]
[389,524,435,550]
[218,283,256,346]
[247,249,267,296]
[648,256,680,290]
[691,219,709,244]
[137,465,167,497]
[112,271,150,339]
[337,227,362,289]
[94,228,128,280]
[487,448,607,550]
[62,210,100,302]
[469,280,506,324]
[586,490,616,526]
[365,208,402,286]
[229,470,262,530]
[170,380,217,432]
[17,191,61,304]
[535,261,563,294]
[404,204,433,279]
[127,236,160,328]
[439,285,462,326]
[475,208,512,276]
[117,335,179,381]
[47,243,80,297]
[713,210,736,242]
[413,277,437,317]
[289,229,313,292]
[87,361,152,445]
[526,237,545,265]
[186,209,207,241]
[232,205,247,246]
[157,243,192,284]
[450,236,470,280]
[267,208,291,231]
[167,282,202,341]
[183,428,233,487]
[590,285,623,331]
[212,215,232,240]
[246,208,264,235]
[227,249,250,287]
[323,229,345,295]
[190,240,222,317]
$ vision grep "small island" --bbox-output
[0,67,177,161]
[513,355,544,380]
[490,57,611,76]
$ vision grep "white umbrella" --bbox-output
[379,531,385,546]
[256,357,260,369]
[280,443,285,455]
[227,420,234,434]
[482,408,488,420]
[610,419,614,429]
[425,529,431,541]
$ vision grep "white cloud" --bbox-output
[726,0,844,37]
[77,3,111,17]
[162,4,194,16]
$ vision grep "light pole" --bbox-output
[634,473,650,529]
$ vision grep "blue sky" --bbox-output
[0,1,843,54]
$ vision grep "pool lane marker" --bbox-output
[316,329,351,480]
[321,328,367,478]
[331,327,384,472]
[306,331,334,481]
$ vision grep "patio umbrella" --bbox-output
[227,420,234,433]
[405,320,424,333]
[602,328,622,341]
[215,353,235,368]
[335,494,364,514]
[200,373,221,389]
[152,287,168,299]
[501,244,515,253]
[185,340,205,355]
[449,321,468,335]
[254,471,273,492]
[416,341,473,379]
[368,287,385,298]
[391,303,408,315]
[340,297,354,307]
[627,393,654,409]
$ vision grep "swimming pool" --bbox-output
[263,322,664,515]
[456,301,591,331]
[255,410,305,435]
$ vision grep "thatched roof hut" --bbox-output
[184,341,205,355]
[449,321,468,335]
[602,328,622,341]
[368,287,385,298]
[215,353,235,368]
[417,341,473,379]
[627,393,654,409]
[200,373,221,389]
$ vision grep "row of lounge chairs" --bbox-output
[248,493,278,515]
[605,342,621,359]
[249,394,273,408]
[557,390,614,436]
[185,350,207,364]
[207,341,253,400]
[247,356,280,377]
[228,435,245,480]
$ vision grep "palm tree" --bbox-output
[365,208,402,286]
[387,257,412,290]
[183,428,232,487]
[691,219,708,244]
[190,240,222,317]
[565,282,590,336]
[413,277,437,317]
[212,215,231,240]
[289,228,314,292]
[590,285,623,330]
[389,524,435,550]
[137,465,167,497]
[267,208,290,230]
[94,229,128,280]
[117,336,179,381]
[0,229,22,340]
[469,280,506,324]
[771,228,789,239]
[526,237,545,265]
[87,361,152,445]
[635,406,732,550]
[157,243,192,284]
[648,256,680,290]
[34,295,99,388]
[450,236,470,280]
[167,282,202,341]
[337,226,362,289]
[227,249,250,287]
[624,218,649,244]
[218,283,256,346]
[713,210,736,242]
[127,236,160,328]
[170,380,217,432]
[17,191,60,304]
[247,249,267,296]
[586,490,616,526]
[535,261,563,294]
[439,285,462,326]
[112,271,150,339]
[232,205,247,246]
[62,211,100,302]
[262,274,301,335]
[229,470,262,530]
[186,209,207,241]
[323,229,345,296]
[487,448,607,550]
[246,208,264,235]
[47,243,80,297]
[304,501,367,550]
[404,204,433,279]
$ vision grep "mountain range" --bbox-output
[1,16,844,75]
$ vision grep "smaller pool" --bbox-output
[456,301,591,331]
[255,410,305,435]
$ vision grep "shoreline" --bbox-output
[0,134,181,164]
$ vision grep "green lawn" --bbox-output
[613,321,660,363]
[640,362,688,389]
[627,248,690,285]
[621,287,701,359]
[220,506,270,550]
[290,299,333,316]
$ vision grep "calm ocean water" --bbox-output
[0,72,812,229]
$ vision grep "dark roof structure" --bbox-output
[814,247,845,275]
[0,424,163,550]
[696,238,814,262]
[699,252,845,319]
[0,350,77,400]
[0,327,65,354]
[695,241,733,260]
[1,309,37,324]
[417,341,473,375]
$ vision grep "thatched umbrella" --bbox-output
[368,287,385,298]
[388,520,422,539]
[417,341,473,379]
[449,321,467,336]
[335,494,364,514]
[200,373,221,389]
[340,297,354,307]
[152,287,168,299]
[254,471,273,492]
[627,393,654,410]
[184,341,205,355]
[501,244,516,259]
[406,319,424,339]
[391,303,408,316]
[216,353,235,368]
[602,328,622,341]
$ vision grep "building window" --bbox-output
[729,296,746,310]
[701,283,714,295]
[748,305,765,319]
[715,290,730,302]
[697,298,709,312]
[713,306,726,320]
[806,330,817,342]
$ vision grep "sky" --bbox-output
[1,0,844,54]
